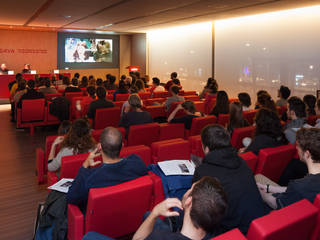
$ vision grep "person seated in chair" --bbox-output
[87,87,114,119]
[257,128,320,209]
[17,79,45,108]
[164,85,184,111]
[64,78,82,93]
[67,127,148,211]
[168,101,200,130]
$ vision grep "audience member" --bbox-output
[17,80,45,108]
[257,128,320,209]
[276,85,291,107]
[67,127,148,211]
[0,63,8,74]
[238,92,251,111]
[113,80,129,101]
[57,120,72,135]
[245,108,288,155]
[227,102,250,135]
[200,77,215,99]
[303,94,316,117]
[151,77,165,96]
[284,96,311,144]
[210,91,230,117]
[119,94,153,137]
[164,85,185,111]
[47,118,96,172]
[79,76,88,88]
[164,72,177,91]
[13,79,27,103]
[132,176,227,240]
[88,75,96,87]
[204,80,219,114]
[58,76,70,91]
[64,78,82,94]
[96,78,103,87]
[254,90,268,109]
[8,73,22,92]
[74,72,80,80]
[193,124,269,234]
[143,75,150,88]
[168,101,200,130]
[256,92,277,113]
[106,75,117,90]
[21,63,31,74]
[87,87,114,119]
[38,78,57,94]
[135,79,146,93]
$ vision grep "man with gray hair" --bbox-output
[67,127,148,211]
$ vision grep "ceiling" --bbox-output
[1,0,320,33]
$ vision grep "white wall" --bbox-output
[147,22,212,93]
[215,5,320,104]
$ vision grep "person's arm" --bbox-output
[133,198,183,240]
[284,128,296,144]
[167,104,184,122]
[257,183,287,209]
[47,136,65,172]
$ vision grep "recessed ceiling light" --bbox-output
[64,15,71,18]
[96,24,113,29]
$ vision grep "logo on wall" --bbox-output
[0,48,48,54]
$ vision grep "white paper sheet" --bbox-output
[158,160,195,176]
[48,178,74,193]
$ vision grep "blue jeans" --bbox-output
[82,231,115,240]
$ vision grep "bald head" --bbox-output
[100,127,122,159]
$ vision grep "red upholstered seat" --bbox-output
[217,114,229,127]
[311,194,320,240]
[115,93,130,101]
[145,98,166,106]
[187,115,217,137]
[246,199,318,240]
[182,90,197,96]
[44,93,62,101]
[188,135,204,158]
[151,138,190,163]
[210,228,247,240]
[144,105,166,119]
[70,96,84,120]
[167,101,186,118]
[65,92,84,103]
[68,176,154,240]
[239,152,258,172]
[193,101,205,114]
[230,126,256,150]
[120,145,151,166]
[255,144,296,182]
[138,92,151,100]
[113,101,125,109]
[184,95,200,101]
[153,91,169,98]
[159,123,185,141]
[94,107,121,130]
[128,123,160,146]
[243,110,258,125]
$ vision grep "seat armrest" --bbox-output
[68,204,84,240]
[36,148,45,184]
[47,171,58,187]
[148,171,165,208]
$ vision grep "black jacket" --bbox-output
[87,99,115,119]
[245,134,288,155]
[17,89,45,108]
[193,147,269,235]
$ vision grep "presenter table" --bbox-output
[0,73,71,101]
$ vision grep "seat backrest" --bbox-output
[44,93,62,101]
[307,115,320,126]
[21,99,45,122]
[246,199,318,240]
[153,91,169,98]
[128,123,160,146]
[113,101,125,109]
[70,96,84,119]
[311,194,320,240]
[193,101,205,114]
[255,144,296,182]
[65,92,84,102]
[182,90,197,96]
[217,114,230,127]
[138,92,151,100]
[85,176,154,238]
[45,135,62,162]
[188,135,203,158]
[210,228,247,240]
[115,93,130,101]
[167,101,186,118]
[190,115,217,136]
[239,152,258,172]
[120,145,151,166]
[243,110,258,125]
[145,98,166,106]
[230,126,256,149]
[60,153,90,178]
[94,107,121,130]
[151,139,190,163]
[184,95,200,101]
[144,105,166,119]
[159,123,185,141]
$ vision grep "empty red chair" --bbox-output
[128,123,160,146]
[138,92,151,100]
[94,107,121,130]
[239,152,258,172]
[210,229,247,240]
[113,101,125,109]
[243,110,258,125]
[17,98,46,135]
[115,93,130,101]
[151,139,190,163]
[311,194,320,240]
[120,145,151,166]
[153,91,169,98]
[217,114,230,127]
[68,176,154,240]
[159,123,185,141]
[255,144,296,182]
[184,95,200,101]
[188,135,204,158]
[194,101,205,114]
[246,199,318,240]
[144,105,166,119]
[145,98,166,106]
[230,126,256,149]
[187,115,217,137]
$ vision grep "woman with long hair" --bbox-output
[210,90,230,117]
[48,118,96,172]
[227,102,250,136]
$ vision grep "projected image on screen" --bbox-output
[65,38,113,63]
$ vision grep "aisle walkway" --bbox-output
[0,104,52,240]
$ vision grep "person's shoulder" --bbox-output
[146,229,191,240]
